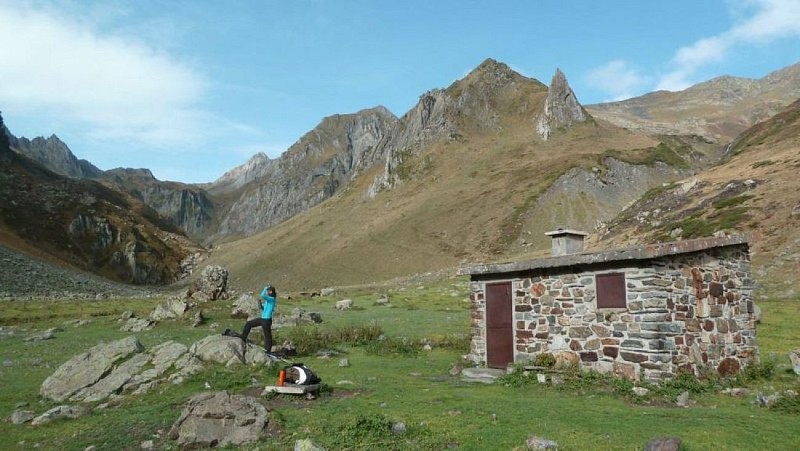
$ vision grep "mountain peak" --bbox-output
[535,68,588,140]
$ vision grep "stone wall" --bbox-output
[468,244,757,383]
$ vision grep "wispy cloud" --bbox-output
[585,60,650,102]
[657,0,800,91]
[0,3,214,148]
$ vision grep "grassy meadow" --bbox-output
[1,278,799,450]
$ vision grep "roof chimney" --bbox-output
[545,228,588,256]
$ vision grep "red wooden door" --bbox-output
[486,282,513,368]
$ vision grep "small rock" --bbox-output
[391,422,407,435]
[338,358,349,368]
[676,391,689,407]
[336,380,354,385]
[789,349,800,375]
[10,410,35,425]
[449,363,463,376]
[335,299,353,311]
[140,440,154,450]
[644,436,681,451]
[320,288,335,297]
[295,438,326,451]
[632,387,650,397]
[526,436,558,450]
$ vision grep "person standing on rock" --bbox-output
[237,285,277,353]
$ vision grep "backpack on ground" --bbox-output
[284,363,322,385]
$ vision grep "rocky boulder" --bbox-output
[151,296,191,321]
[40,336,144,402]
[169,391,270,448]
[231,293,261,320]
[189,335,272,367]
[198,265,229,300]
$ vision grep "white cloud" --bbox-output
[585,60,650,101]
[0,3,210,148]
[657,0,800,91]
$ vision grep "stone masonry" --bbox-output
[464,236,757,383]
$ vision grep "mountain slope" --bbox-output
[210,106,398,240]
[0,115,195,285]
[586,62,800,143]
[198,63,715,292]
[594,98,800,298]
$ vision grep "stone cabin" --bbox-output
[460,230,757,383]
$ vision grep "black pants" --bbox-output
[241,318,272,352]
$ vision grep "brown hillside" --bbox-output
[595,99,800,298]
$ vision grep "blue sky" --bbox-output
[1,0,799,183]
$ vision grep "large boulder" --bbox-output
[231,294,261,320]
[151,296,191,321]
[198,266,229,300]
[169,391,269,448]
[189,335,271,367]
[40,336,143,402]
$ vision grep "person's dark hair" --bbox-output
[266,286,277,297]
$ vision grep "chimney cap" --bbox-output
[544,228,588,237]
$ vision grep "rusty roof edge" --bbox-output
[458,234,753,276]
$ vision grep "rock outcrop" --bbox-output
[40,336,144,402]
[8,133,101,179]
[536,69,588,140]
[169,391,270,448]
[213,107,398,238]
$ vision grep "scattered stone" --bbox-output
[2,358,12,367]
[63,319,91,327]
[423,344,433,351]
[632,387,650,397]
[461,367,504,384]
[289,308,323,325]
[23,328,60,342]
[335,299,353,311]
[723,388,749,397]
[338,358,350,368]
[9,410,35,425]
[336,380,354,385]
[526,436,558,450]
[789,349,800,375]
[139,440,154,450]
[752,303,762,323]
[449,363,463,376]
[644,436,682,451]
[320,288,335,297]
[295,438,326,451]
[31,405,89,426]
[192,311,204,328]
[40,336,144,402]
[120,318,155,332]
[169,391,268,448]
[676,391,690,407]
[375,295,389,306]
[536,374,547,384]
[120,311,135,320]
[391,422,407,435]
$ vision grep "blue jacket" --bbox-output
[259,287,276,319]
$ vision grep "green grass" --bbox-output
[1,283,799,450]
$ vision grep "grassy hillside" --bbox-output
[203,115,673,293]
[597,99,800,298]
[1,281,798,449]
